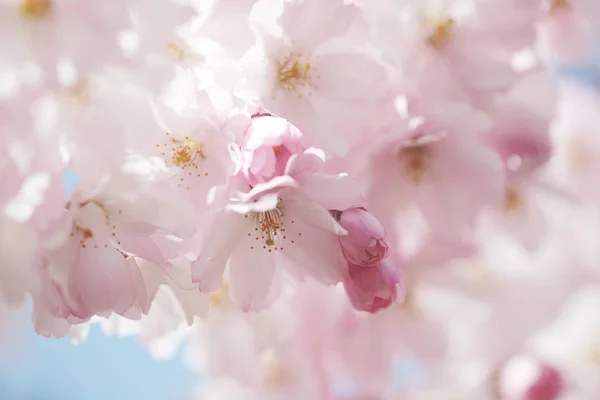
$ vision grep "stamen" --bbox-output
[168,42,185,61]
[550,0,570,14]
[246,199,301,251]
[19,0,51,19]
[503,187,521,211]
[401,145,428,184]
[274,50,320,98]
[427,18,455,48]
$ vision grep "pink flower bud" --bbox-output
[241,115,306,186]
[338,208,388,266]
[498,355,563,400]
[343,259,400,313]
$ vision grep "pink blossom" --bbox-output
[538,0,600,62]
[240,115,306,186]
[343,259,402,313]
[338,208,388,266]
[32,171,196,335]
[364,0,539,106]
[191,150,363,311]
[149,72,241,208]
[365,103,504,236]
[243,0,387,154]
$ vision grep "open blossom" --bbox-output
[243,0,387,154]
[365,103,504,236]
[0,0,195,90]
[191,149,363,311]
[338,208,388,266]
[538,0,600,62]
[343,259,402,313]
[32,172,195,336]
[149,69,243,208]
[363,0,539,106]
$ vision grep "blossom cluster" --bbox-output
[2,0,600,398]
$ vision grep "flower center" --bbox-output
[157,133,209,189]
[503,187,522,212]
[168,42,185,61]
[400,145,429,185]
[427,18,455,48]
[244,199,301,252]
[66,200,124,252]
[586,344,600,365]
[275,50,319,98]
[262,362,291,388]
[550,0,570,14]
[19,0,51,19]
[209,283,231,311]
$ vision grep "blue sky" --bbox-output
[0,306,197,400]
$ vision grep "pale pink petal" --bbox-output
[281,211,347,284]
[315,53,388,101]
[295,172,365,210]
[228,243,277,312]
[278,0,357,49]
[284,196,346,235]
[191,210,248,292]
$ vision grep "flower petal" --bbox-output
[191,210,247,291]
[228,244,277,312]
[315,53,387,102]
[296,172,365,210]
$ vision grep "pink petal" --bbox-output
[296,172,365,211]
[278,0,357,49]
[228,244,277,312]
[284,197,347,235]
[191,210,248,291]
[315,53,387,102]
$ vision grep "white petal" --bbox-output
[192,210,247,291]
[228,243,277,311]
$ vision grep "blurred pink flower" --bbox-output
[499,354,563,400]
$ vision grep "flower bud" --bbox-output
[338,208,388,266]
[498,354,563,400]
[241,115,305,186]
[343,259,401,313]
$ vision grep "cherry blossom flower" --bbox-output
[32,171,196,336]
[149,69,243,208]
[538,0,600,62]
[365,103,504,237]
[242,0,387,154]
[191,150,363,311]
[363,0,540,106]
